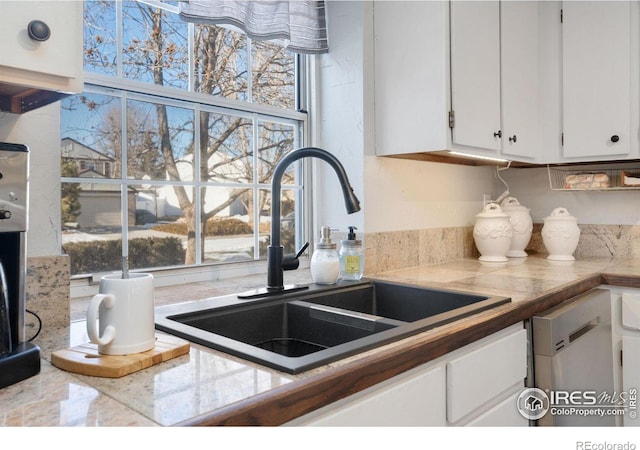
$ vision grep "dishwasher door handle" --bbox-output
[532,288,612,357]
[568,317,600,344]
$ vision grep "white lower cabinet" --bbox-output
[446,324,528,425]
[464,391,526,427]
[622,336,640,427]
[286,323,528,426]
[286,363,447,426]
[608,286,640,427]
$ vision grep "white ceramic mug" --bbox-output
[86,273,155,355]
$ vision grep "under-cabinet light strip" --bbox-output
[448,151,510,164]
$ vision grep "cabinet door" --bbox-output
[373,1,449,156]
[446,326,527,424]
[619,292,640,426]
[500,1,540,160]
[562,1,631,159]
[450,1,501,152]
[622,336,640,426]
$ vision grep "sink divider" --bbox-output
[293,300,406,331]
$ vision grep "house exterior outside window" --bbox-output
[61,0,308,277]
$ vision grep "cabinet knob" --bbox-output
[610,135,620,143]
[493,130,502,138]
[27,20,51,42]
[509,135,517,143]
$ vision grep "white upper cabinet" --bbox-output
[560,1,637,161]
[374,1,450,156]
[500,1,541,161]
[374,0,640,165]
[374,1,542,163]
[451,1,541,161]
[0,1,83,113]
[450,1,502,153]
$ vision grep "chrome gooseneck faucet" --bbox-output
[267,147,361,292]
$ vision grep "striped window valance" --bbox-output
[178,0,329,54]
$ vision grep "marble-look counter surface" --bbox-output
[3,255,640,426]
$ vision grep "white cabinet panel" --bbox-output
[0,0,83,113]
[606,286,640,427]
[622,293,640,331]
[373,1,449,156]
[450,1,501,151]
[465,391,528,427]
[622,336,640,426]
[446,327,527,424]
[0,1,82,78]
[562,1,632,159]
[288,363,447,426]
[0,1,83,80]
[500,1,540,160]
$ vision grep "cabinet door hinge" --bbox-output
[449,110,455,129]
[560,8,563,23]
[561,132,564,146]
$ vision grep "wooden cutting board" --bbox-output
[51,334,190,378]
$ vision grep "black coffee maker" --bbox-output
[0,142,40,389]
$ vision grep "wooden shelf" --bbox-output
[0,83,69,114]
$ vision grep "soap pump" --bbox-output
[310,226,340,285]
[339,226,363,281]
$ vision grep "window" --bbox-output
[61,0,307,276]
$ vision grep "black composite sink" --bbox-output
[155,279,510,374]
[177,300,398,357]
[302,281,496,322]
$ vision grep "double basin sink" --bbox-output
[155,279,510,374]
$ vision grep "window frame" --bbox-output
[64,2,312,287]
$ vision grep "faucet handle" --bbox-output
[282,242,309,271]
[295,242,310,258]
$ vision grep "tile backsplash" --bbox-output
[363,224,640,274]
[363,226,478,274]
[26,255,70,330]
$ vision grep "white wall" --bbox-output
[364,157,496,232]
[317,1,495,234]
[501,167,640,225]
[0,104,62,257]
[313,0,368,234]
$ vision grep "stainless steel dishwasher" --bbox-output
[532,288,615,426]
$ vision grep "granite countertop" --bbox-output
[3,255,640,426]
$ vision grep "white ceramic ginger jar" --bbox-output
[500,197,533,258]
[541,207,581,261]
[473,203,513,262]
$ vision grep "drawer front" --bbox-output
[446,326,527,424]
[622,293,640,331]
[293,364,447,426]
[0,1,82,79]
[465,391,528,427]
